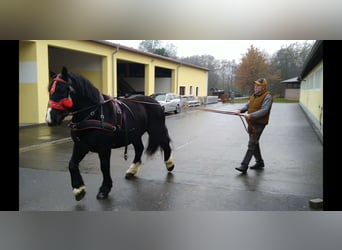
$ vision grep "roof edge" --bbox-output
[91,40,210,71]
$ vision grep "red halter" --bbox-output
[48,76,73,110]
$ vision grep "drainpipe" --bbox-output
[112,45,120,97]
[177,63,182,94]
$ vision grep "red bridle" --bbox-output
[48,76,73,111]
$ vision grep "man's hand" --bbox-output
[244,114,255,134]
[234,109,241,115]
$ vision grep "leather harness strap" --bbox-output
[68,96,138,161]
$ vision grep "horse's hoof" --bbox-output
[96,191,108,200]
[75,189,86,201]
[165,157,174,172]
[73,186,86,201]
[125,162,141,178]
[125,173,134,179]
[167,164,175,172]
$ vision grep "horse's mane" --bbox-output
[127,94,159,104]
[69,72,102,104]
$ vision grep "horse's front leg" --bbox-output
[69,143,89,201]
[125,139,144,179]
[96,147,113,200]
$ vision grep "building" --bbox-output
[298,40,323,142]
[281,77,300,100]
[19,40,209,125]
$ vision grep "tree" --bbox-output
[234,45,273,95]
[269,40,314,96]
[138,40,177,58]
[164,42,178,58]
[271,41,314,79]
[217,59,237,93]
[138,40,162,53]
[181,54,222,93]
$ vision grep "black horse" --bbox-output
[46,66,175,201]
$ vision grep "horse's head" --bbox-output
[46,66,75,126]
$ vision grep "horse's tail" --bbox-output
[146,116,171,156]
[141,98,171,156]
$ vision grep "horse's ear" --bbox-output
[49,70,56,78]
[61,66,68,80]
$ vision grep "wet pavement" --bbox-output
[19,103,323,211]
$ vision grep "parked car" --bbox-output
[181,95,201,107]
[151,92,181,114]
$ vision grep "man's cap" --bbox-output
[254,78,267,85]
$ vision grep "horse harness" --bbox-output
[68,95,135,160]
[50,74,133,134]
[49,74,157,160]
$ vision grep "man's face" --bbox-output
[254,84,265,92]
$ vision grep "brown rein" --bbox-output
[194,107,255,134]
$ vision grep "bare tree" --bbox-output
[269,40,314,96]
[181,54,222,93]
[138,40,162,53]
[138,40,177,58]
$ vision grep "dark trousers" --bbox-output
[241,123,266,166]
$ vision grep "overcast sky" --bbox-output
[108,40,314,63]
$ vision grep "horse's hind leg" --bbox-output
[146,120,175,172]
[161,138,175,172]
[97,147,113,200]
[125,138,144,179]
[69,144,88,201]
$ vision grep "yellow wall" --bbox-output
[36,41,50,124]
[19,41,51,124]
[178,66,207,96]
[300,91,322,119]
[19,84,38,123]
[72,70,103,91]
[19,40,208,124]
[299,61,323,128]
[20,40,115,124]
[19,41,39,124]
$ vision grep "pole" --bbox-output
[194,107,245,116]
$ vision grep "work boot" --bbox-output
[235,165,248,173]
[249,162,264,169]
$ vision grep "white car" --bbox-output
[151,93,181,114]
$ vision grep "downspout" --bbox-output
[112,45,120,97]
[176,63,182,94]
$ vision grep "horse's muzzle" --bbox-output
[46,108,67,126]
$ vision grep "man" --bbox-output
[234,78,273,173]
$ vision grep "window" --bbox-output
[179,86,185,95]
